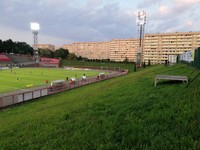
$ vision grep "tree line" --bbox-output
[0,39,33,55]
[0,39,76,60]
[0,38,133,62]
[38,48,77,60]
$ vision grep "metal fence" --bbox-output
[0,70,128,109]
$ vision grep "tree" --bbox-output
[39,49,54,58]
[54,48,69,59]
[68,53,76,60]
[0,39,33,55]
[76,56,83,60]
[148,60,151,66]
[0,40,3,53]
[54,50,61,58]
[133,62,136,72]
[2,39,15,53]
[143,61,146,68]
[15,42,33,55]
[123,57,129,63]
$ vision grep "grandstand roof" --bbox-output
[40,57,60,64]
[0,54,11,61]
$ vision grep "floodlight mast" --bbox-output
[136,11,146,67]
[31,23,40,63]
[33,30,38,46]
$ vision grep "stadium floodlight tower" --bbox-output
[30,22,40,63]
[136,11,146,67]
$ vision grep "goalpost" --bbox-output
[101,66,109,70]
[114,66,120,71]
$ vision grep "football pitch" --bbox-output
[0,67,101,93]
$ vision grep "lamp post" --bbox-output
[30,22,40,63]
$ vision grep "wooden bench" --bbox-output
[155,75,188,86]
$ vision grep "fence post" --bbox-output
[23,93,25,102]
[0,98,2,108]
[12,95,15,105]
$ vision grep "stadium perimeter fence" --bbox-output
[0,69,128,109]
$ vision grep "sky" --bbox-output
[0,0,200,47]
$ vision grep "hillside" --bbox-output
[0,64,200,149]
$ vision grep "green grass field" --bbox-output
[0,68,100,93]
[62,60,135,72]
[0,63,200,149]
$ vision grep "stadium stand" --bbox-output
[0,54,60,68]
[0,54,11,61]
[0,54,14,66]
[8,54,33,63]
[40,57,60,67]
[0,54,38,67]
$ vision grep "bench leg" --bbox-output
[155,79,158,86]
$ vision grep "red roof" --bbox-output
[0,54,11,61]
[40,57,60,64]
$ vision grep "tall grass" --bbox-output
[0,64,200,149]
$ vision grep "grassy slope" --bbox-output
[0,64,200,149]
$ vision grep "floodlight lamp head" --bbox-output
[30,22,40,31]
[136,11,146,26]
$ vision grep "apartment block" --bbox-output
[63,42,110,60]
[62,31,200,64]
[144,32,200,64]
[110,38,139,62]
[36,44,55,51]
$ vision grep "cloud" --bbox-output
[0,1,138,45]
[137,0,163,8]
[145,0,200,34]
[1,0,199,46]
[146,17,180,33]
[86,0,103,8]
[0,25,32,44]
[0,24,72,46]
[45,2,137,41]
[159,5,170,15]
[61,2,137,41]
[185,20,193,27]
[174,0,200,8]
[172,0,200,14]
